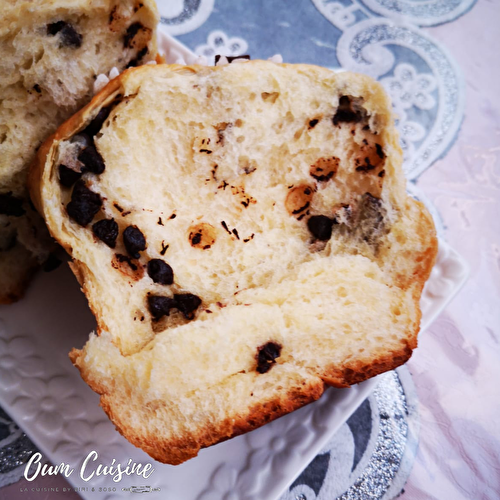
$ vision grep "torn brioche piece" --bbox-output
[30,61,437,464]
[0,0,158,303]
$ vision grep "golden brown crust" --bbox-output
[321,341,414,388]
[39,62,438,465]
[101,389,328,466]
[70,346,326,464]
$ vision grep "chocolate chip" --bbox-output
[375,143,385,159]
[59,164,83,187]
[332,96,364,125]
[0,193,25,217]
[92,219,119,248]
[123,225,146,258]
[124,22,144,48]
[84,106,112,137]
[33,84,41,93]
[173,293,202,320]
[78,144,105,174]
[47,21,82,48]
[147,259,174,285]
[147,295,177,320]
[66,181,102,226]
[147,293,201,320]
[308,119,319,128]
[188,223,216,249]
[215,54,251,64]
[191,232,202,245]
[307,215,335,241]
[256,342,282,374]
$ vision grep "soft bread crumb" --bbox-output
[32,61,437,464]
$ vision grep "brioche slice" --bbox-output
[0,0,159,303]
[30,61,437,464]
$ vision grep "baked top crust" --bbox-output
[30,61,437,464]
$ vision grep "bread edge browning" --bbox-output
[69,334,417,464]
[33,63,438,465]
[70,344,326,464]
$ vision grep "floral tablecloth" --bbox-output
[2,0,499,499]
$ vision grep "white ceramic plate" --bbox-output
[0,237,467,500]
[0,32,469,500]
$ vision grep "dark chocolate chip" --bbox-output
[214,54,251,64]
[308,119,319,128]
[47,21,82,48]
[332,96,363,125]
[307,215,335,241]
[84,106,112,137]
[173,293,202,320]
[147,259,174,285]
[375,143,385,159]
[43,253,62,272]
[92,219,119,248]
[58,164,83,187]
[191,232,202,246]
[127,46,149,68]
[147,295,177,320]
[33,84,41,93]
[0,193,25,217]
[66,181,102,226]
[78,144,105,174]
[123,225,146,258]
[256,342,282,374]
[124,22,144,48]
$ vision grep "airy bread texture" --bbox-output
[30,61,437,464]
[0,0,158,303]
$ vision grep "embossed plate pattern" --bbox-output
[0,32,468,500]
